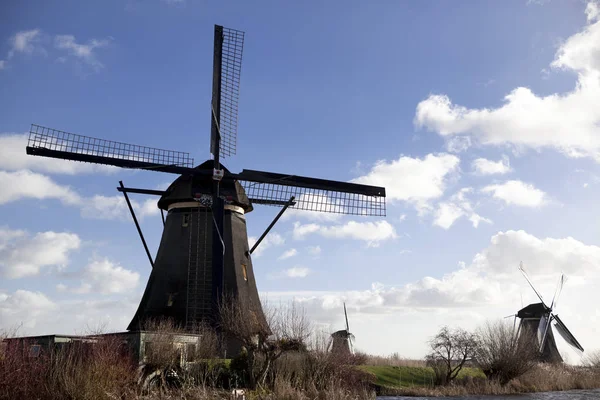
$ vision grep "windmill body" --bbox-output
[329,303,354,356]
[24,25,387,355]
[127,161,268,335]
[516,303,562,363]
[514,265,584,363]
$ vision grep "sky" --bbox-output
[1,0,600,362]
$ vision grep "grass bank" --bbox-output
[360,364,600,397]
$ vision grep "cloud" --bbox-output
[61,258,140,295]
[0,170,80,206]
[0,133,117,174]
[54,34,110,70]
[293,220,397,247]
[8,29,41,59]
[433,188,491,229]
[352,153,460,213]
[0,170,158,220]
[481,180,547,207]
[284,266,311,278]
[471,156,512,175]
[0,227,81,279]
[307,245,321,256]
[248,232,285,257]
[278,248,298,260]
[437,189,491,229]
[80,195,158,220]
[0,289,139,333]
[0,60,5,70]
[414,4,600,162]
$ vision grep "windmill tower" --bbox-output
[25,25,386,349]
[511,263,584,363]
[329,303,355,356]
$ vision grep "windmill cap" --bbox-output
[517,302,550,319]
[157,159,253,212]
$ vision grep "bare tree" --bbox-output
[425,326,478,386]
[257,300,312,386]
[218,296,312,389]
[473,320,538,385]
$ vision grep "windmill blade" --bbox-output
[553,314,584,353]
[344,302,350,332]
[519,262,548,307]
[550,274,565,310]
[538,314,553,353]
[26,124,195,174]
[210,25,244,160]
[237,169,386,216]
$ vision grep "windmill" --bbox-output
[24,25,386,351]
[329,303,355,356]
[510,263,584,363]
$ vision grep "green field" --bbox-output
[359,365,486,389]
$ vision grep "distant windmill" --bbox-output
[509,263,584,363]
[24,25,386,353]
[328,303,355,356]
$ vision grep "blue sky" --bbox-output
[1,0,600,361]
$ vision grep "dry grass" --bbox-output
[0,335,138,400]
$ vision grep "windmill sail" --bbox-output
[26,124,194,174]
[553,315,584,353]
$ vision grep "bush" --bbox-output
[474,320,537,385]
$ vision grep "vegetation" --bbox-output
[473,319,538,384]
[2,314,600,399]
[425,326,478,385]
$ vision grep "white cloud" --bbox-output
[445,136,472,153]
[248,232,285,257]
[292,222,321,240]
[64,259,140,295]
[471,156,512,175]
[0,170,158,220]
[414,4,600,162]
[433,188,491,229]
[352,153,460,213]
[0,60,5,70]
[54,35,110,70]
[284,266,311,278]
[278,248,298,260]
[0,170,80,206]
[0,133,117,174]
[481,180,547,207]
[307,245,321,256]
[293,220,397,247]
[8,29,41,59]
[0,227,81,279]
[0,289,139,333]
[587,1,600,22]
[0,290,57,329]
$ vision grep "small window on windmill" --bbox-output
[28,344,41,358]
[241,264,248,281]
[182,214,190,227]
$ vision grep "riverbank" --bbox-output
[362,364,600,397]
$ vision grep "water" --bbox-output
[378,388,600,399]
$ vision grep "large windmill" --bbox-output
[511,263,584,363]
[25,25,386,347]
[329,303,355,356]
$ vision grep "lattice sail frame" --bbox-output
[218,27,244,158]
[240,181,386,217]
[28,124,195,168]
